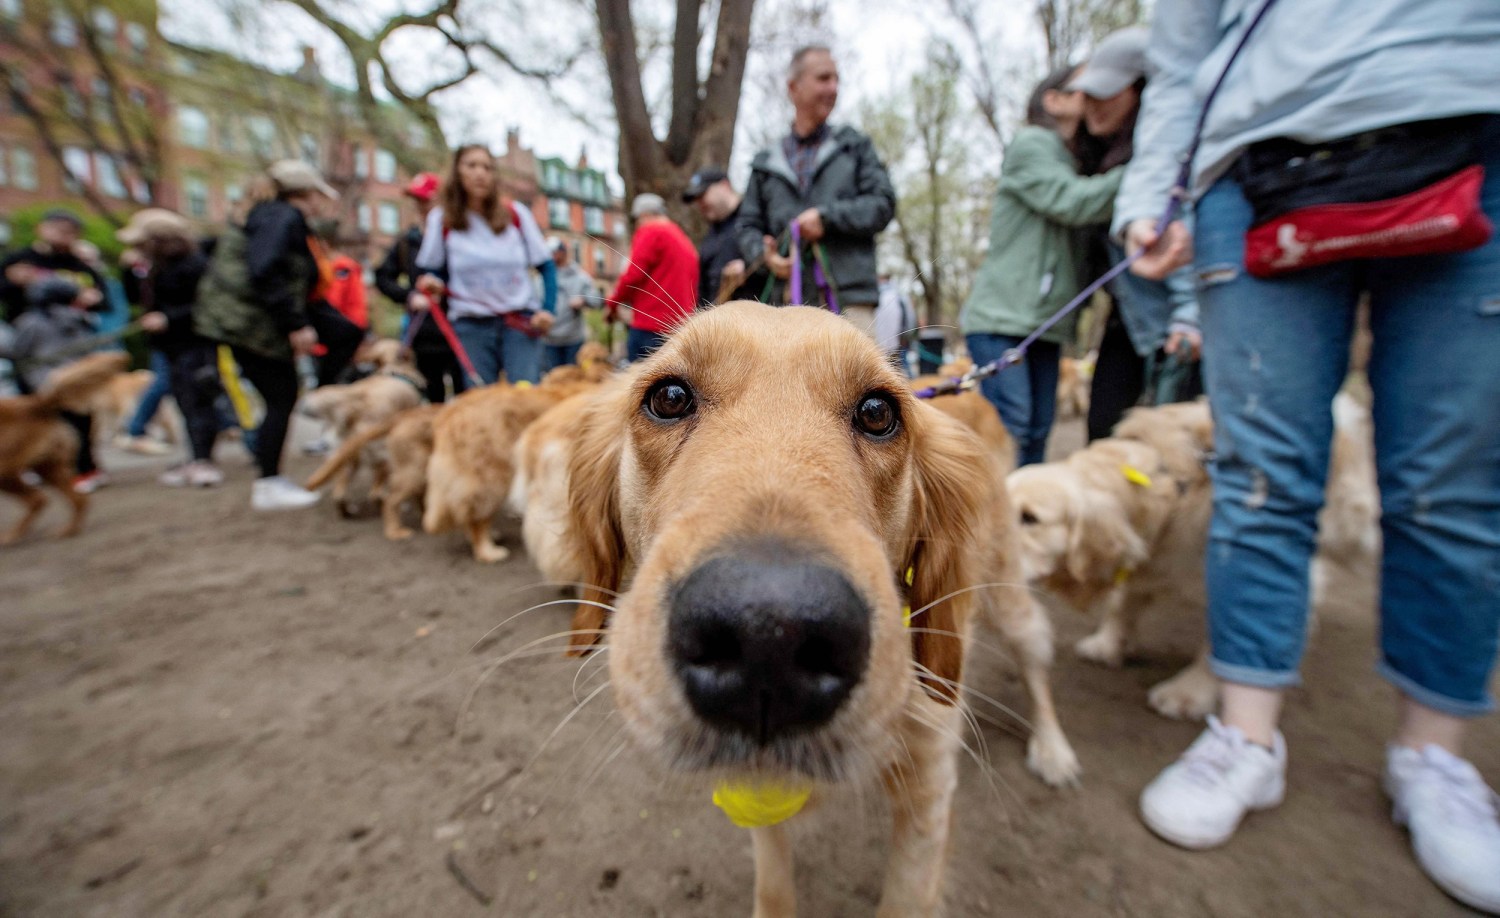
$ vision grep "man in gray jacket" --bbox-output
[543,239,601,371]
[731,45,896,337]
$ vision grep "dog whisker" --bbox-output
[909,660,1032,736]
[456,629,610,731]
[905,581,1032,624]
[467,600,618,656]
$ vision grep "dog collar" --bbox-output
[385,369,427,398]
[1120,464,1154,488]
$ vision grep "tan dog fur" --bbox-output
[556,302,1074,916]
[0,353,128,544]
[90,368,178,445]
[1008,396,1378,719]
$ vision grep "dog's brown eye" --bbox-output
[644,378,695,422]
[1020,509,1040,525]
[853,393,899,439]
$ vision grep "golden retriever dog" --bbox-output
[0,353,128,544]
[1008,395,1378,719]
[509,390,598,588]
[299,353,427,514]
[91,367,178,446]
[424,362,611,562]
[1055,353,1094,420]
[556,302,1075,916]
[908,377,1016,473]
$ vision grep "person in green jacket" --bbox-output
[960,66,1124,466]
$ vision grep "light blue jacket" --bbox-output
[1115,0,1500,236]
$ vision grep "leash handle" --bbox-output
[788,220,802,304]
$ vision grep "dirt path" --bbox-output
[1,426,1493,917]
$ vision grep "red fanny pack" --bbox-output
[502,310,543,338]
[1238,116,1493,277]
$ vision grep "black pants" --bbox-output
[231,348,300,479]
[308,302,363,387]
[413,348,467,403]
[165,345,223,463]
[61,412,96,475]
[1087,308,1206,441]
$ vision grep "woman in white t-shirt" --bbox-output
[414,145,557,385]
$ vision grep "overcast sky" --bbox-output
[162,0,1044,189]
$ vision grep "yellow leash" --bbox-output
[217,345,258,430]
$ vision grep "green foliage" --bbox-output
[7,202,128,266]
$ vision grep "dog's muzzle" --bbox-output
[668,540,871,745]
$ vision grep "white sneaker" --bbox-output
[186,462,224,488]
[251,475,322,511]
[115,433,172,456]
[1140,716,1286,849]
[1386,744,1500,914]
[300,437,333,456]
[159,465,191,487]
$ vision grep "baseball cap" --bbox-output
[405,172,440,202]
[267,159,340,201]
[547,236,566,252]
[40,208,84,229]
[117,208,196,246]
[630,193,666,218]
[681,167,728,202]
[1067,27,1150,99]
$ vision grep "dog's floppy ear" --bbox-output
[904,405,990,705]
[1064,487,1148,585]
[563,384,628,656]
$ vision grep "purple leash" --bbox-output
[787,220,840,313]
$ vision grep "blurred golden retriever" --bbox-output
[0,353,127,544]
[1008,395,1378,719]
[556,302,1075,916]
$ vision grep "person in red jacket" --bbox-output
[607,193,698,361]
[324,249,369,331]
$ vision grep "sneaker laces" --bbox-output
[1177,717,1247,789]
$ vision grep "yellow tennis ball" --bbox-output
[712,780,812,828]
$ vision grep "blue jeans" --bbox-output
[127,349,173,436]
[543,342,582,372]
[627,327,668,362]
[451,315,542,385]
[1194,117,1500,716]
[966,333,1060,467]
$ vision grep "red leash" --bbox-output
[422,295,486,388]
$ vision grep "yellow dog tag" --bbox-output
[713,781,812,828]
[1121,465,1153,488]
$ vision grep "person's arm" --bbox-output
[245,205,311,333]
[413,208,449,282]
[1003,130,1126,227]
[818,133,897,236]
[736,168,771,263]
[609,226,661,308]
[515,207,557,314]
[374,235,412,304]
[537,260,558,315]
[1113,0,1223,241]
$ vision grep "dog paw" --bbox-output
[1027,728,1082,787]
[1148,667,1218,721]
[1074,631,1126,668]
[475,544,511,564]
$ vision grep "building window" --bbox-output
[353,146,368,179]
[129,176,149,203]
[90,76,112,121]
[128,86,148,108]
[356,202,371,233]
[94,153,125,198]
[225,183,242,205]
[614,216,627,238]
[299,133,319,166]
[176,105,209,149]
[595,247,606,276]
[373,149,396,183]
[246,115,275,158]
[377,201,400,235]
[62,146,91,189]
[91,8,117,40]
[51,11,79,46]
[218,116,237,153]
[584,206,604,235]
[125,21,148,57]
[11,147,36,190]
[9,72,28,114]
[548,197,570,229]
[0,146,7,186]
[0,0,20,20]
[62,83,85,118]
[183,175,209,219]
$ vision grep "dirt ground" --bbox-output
[1,418,1494,918]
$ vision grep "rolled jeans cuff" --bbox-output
[1377,661,1494,718]
[1208,657,1302,690]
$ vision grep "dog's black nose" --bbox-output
[668,545,871,743]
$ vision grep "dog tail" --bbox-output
[31,353,130,415]
[305,415,399,491]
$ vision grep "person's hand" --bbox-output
[1164,327,1202,363]
[530,311,555,334]
[763,236,791,280]
[569,295,585,309]
[289,326,318,356]
[140,311,168,333]
[407,291,432,312]
[722,259,746,286]
[1126,218,1192,280]
[415,274,444,296]
[4,263,38,286]
[120,248,147,270]
[794,208,824,242]
[76,287,104,308]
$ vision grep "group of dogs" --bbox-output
[0,302,1379,915]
